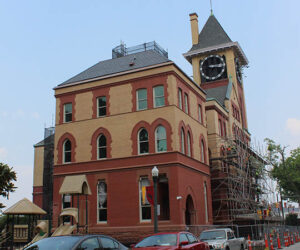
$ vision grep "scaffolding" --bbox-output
[209,133,267,224]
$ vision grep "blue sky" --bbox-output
[1,0,300,208]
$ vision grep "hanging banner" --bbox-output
[146,186,154,206]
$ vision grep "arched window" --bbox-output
[181,128,185,154]
[98,134,107,159]
[187,132,191,157]
[138,128,149,154]
[155,126,167,152]
[201,139,205,163]
[63,139,71,163]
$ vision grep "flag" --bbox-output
[146,186,154,206]
[142,186,146,205]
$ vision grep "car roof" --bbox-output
[201,228,232,232]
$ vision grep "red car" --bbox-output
[133,232,209,250]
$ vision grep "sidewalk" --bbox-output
[282,241,300,249]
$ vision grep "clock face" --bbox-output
[235,58,242,83]
[200,55,226,81]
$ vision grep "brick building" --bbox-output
[32,12,262,241]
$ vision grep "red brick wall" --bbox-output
[33,186,43,208]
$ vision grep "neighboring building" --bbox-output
[32,12,264,241]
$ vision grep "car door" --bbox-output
[227,231,238,250]
[186,233,201,250]
[76,237,101,250]
[99,236,120,250]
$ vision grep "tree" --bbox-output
[285,213,298,226]
[0,162,17,208]
[264,138,300,204]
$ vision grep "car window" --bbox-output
[25,236,82,250]
[100,237,119,250]
[78,237,100,250]
[134,234,177,247]
[179,233,189,244]
[186,233,198,243]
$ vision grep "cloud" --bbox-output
[286,118,300,136]
[0,147,8,160]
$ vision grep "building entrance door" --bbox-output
[185,195,195,225]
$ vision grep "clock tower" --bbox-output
[184,13,258,224]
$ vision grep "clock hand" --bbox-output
[208,64,224,68]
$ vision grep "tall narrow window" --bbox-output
[204,182,208,223]
[137,89,147,110]
[198,104,203,123]
[97,180,107,222]
[218,119,222,136]
[63,139,71,163]
[178,88,183,110]
[139,177,151,221]
[97,96,107,117]
[153,86,165,108]
[187,132,191,157]
[181,128,185,154]
[138,128,149,154]
[62,194,71,209]
[223,122,227,137]
[184,94,189,113]
[98,135,107,159]
[201,140,205,163]
[64,103,72,123]
[155,126,167,152]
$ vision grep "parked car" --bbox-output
[24,234,128,250]
[132,232,209,250]
[199,228,245,250]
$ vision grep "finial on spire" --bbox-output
[210,0,214,16]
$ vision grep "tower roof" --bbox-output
[183,14,248,66]
[192,15,232,51]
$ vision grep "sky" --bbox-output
[0,0,300,209]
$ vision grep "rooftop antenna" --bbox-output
[210,0,213,16]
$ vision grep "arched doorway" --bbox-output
[185,195,195,225]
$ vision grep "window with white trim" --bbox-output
[198,104,203,123]
[153,86,165,108]
[62,194,71,209]
[178,88,183,109]
[138,128,149,154]
[97,180,107,222]
[137,89,147,110]
[139,177,151,221]
[184,93,189,113]
[64,103,72,123]
[97,96,107,117]
[63,139,71,163]
[187,132,191,157]
[155,126,167,152]
[201,140,205,163]
[97,134,107,159]
[181,128,185,154]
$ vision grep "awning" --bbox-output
[59,175,91,195]
[3,198,47,215]
[59,207,78,224]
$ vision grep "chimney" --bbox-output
[189,13,199,45]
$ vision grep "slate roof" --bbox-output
[34,134,54,147]
[57,50,171,87]
[190,15,232,52]
[206,85,229,106]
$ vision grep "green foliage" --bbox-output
[0,162,17,208]
[264,138,300,203]
[285,213,298,226]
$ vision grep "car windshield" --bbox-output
[135,234,177,247]
[25,236,82,250]
[200,231,226,240]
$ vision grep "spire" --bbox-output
[189,15,232,51]
[210,0,213,16]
